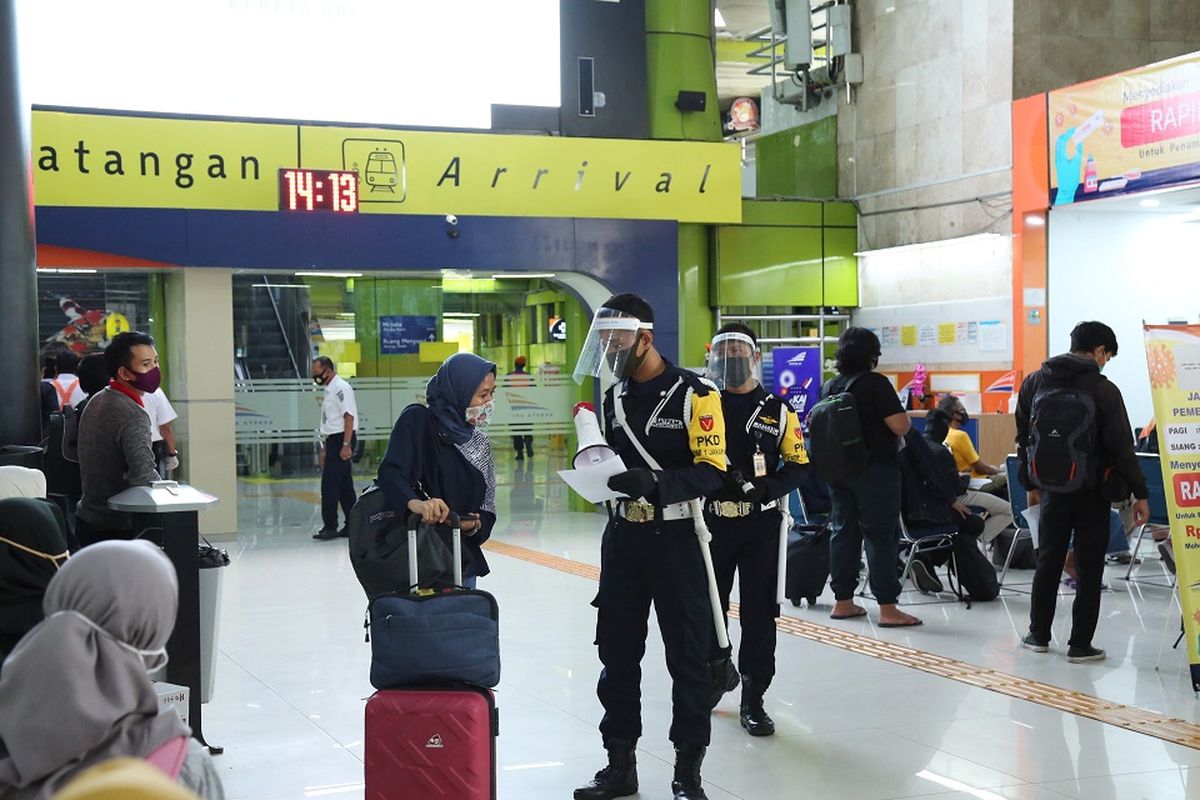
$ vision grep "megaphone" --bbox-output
[573,402,617,468]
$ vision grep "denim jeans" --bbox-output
[829,461,903,605]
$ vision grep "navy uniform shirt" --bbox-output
[709,385,809,504]
[602,360,727,506]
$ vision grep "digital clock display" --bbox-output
[279,168,359,213]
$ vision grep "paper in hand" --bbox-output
[558,456,629,503]
[1022,504,1041,549]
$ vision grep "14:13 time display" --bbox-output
[278,169,359,212]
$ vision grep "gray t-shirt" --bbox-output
[75,387,160,530]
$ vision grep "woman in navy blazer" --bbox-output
[377,353,498,586]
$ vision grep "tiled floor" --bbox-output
[205,446,1200,799]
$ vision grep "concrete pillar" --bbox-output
[166,269,238,539]
[645,0,721,142]
[0,0,40,449]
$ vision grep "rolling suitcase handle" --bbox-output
[405,511,462,592]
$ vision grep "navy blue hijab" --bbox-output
[425,353,497,445]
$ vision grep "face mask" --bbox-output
[465,399,495,428]
[58,610,170,673]
[958,410,971,425]
[607,334,648,380]
[127,366,161,394]
[0,536,68,570]
[723,357,753,388]
[313,370,329,386]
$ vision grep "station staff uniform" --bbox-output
[706,389,807,693]
[319,373,358,533]
[595,361,727,748]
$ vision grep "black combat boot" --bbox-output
[670,743,708,800]
[739,675,776,737]
[573,739,638,800]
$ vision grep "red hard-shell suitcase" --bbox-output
[365,686,498,800]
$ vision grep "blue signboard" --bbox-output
[771,347,821,422]
[380,315,437,355]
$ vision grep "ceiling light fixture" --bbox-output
[252,283,311,289]
[444,312,481,318]
[295,271,364,278]
[1140,197,1162,209]
[37,268,99,274]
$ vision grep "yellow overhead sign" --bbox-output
[32,109,742,224]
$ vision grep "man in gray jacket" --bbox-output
[75,331,163,546]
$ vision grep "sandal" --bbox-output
[830,607,868,620]
[879,617,923,628]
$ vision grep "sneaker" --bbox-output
[312,528,340,541]
[1020,633,1049,653]
[1067,645,1106,663]
[909,559,943,594]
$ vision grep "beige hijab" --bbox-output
[0,541,189,798]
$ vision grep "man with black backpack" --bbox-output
[810,327,921,628]
[1016,321,1149,663]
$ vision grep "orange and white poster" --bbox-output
[1050,53,1200,205]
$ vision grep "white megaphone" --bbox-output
[573,402,618,468]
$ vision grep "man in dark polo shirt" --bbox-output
[75,331,163,546]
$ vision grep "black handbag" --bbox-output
[348,484,457,599]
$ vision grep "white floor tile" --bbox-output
[201,467,1200,800]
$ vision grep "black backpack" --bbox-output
[949,535,1000,602]
[808,374,869,484]
[898,430,962,525]
[1028,372,1101,493]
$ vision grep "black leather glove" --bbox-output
[741,477,768,504]
[608,468,659,501]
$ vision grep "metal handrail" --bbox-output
[258,275,303,379]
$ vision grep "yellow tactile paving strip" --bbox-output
[483,539,1200,750]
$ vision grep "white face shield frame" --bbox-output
[572,311,653,384]
[707,331,761,391]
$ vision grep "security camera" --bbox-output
[445,214,458,226]
[445,214,460,240]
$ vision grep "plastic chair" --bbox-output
[1124,453,1175,588]
[996,454,1035,593]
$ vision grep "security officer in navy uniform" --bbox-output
[573,294,728,800]
[704,323,809,737]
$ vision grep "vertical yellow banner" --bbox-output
[1144,323,1200,692]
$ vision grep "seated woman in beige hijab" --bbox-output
[0,540,223,800]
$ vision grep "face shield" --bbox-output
[707,332,761,391]
[572,308,653,384]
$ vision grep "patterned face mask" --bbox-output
[465,399,495,429]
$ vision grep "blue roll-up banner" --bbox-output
[771,347,821,422]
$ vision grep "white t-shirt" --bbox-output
[320,374,359,437]
[49,373,87,409]
[142,388,179,443]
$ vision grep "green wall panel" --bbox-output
[823,227,859,306]
[741,199,822,227]
[824,201,857,227]
[714,226,823,307]
[755,116,838,198]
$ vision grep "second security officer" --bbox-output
[572,293,727,800]
[705,323,808,736]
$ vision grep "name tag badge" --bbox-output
[753,451,767,478]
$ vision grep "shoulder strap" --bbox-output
[53,377,78,406]
[844,373,867,392]
[613,388,664,471]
